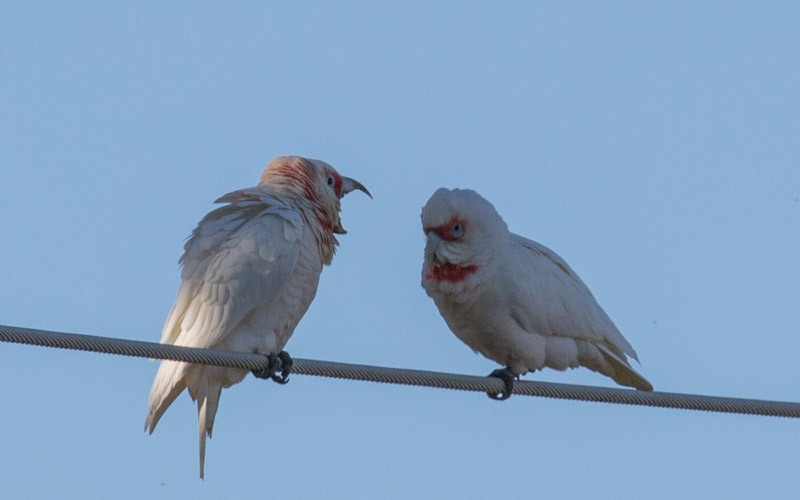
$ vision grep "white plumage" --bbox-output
[421,188,652,397]
[145,156,369,477]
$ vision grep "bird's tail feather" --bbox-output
[145,360,188,434]
[146,360,224,479]
[596,344,654,391]
[144,361,239,479]
[195,376,222,480]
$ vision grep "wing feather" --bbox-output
[160,188,302,349]
[512,234,638,361]
[509,234,652,390]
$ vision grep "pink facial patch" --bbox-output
[423,215,467,242]
[425,262,478,283]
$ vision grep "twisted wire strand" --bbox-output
[1,324,798,418]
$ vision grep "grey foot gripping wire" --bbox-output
[1,323,799,418]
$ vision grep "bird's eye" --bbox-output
[326,174,335,187]
[452,223,465,238]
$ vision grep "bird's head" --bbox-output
[420,188,508,288]
[260,156,371,235]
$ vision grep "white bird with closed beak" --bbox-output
[421,188,652,400]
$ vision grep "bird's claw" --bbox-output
[487,368,516,401]
[252,351,293,384]
[273,351,293,384]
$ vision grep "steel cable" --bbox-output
[1,324,798,418]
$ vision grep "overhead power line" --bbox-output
[1,323,798,419]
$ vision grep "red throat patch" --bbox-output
[425,262,479,283]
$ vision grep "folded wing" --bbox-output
[511,235,652,391]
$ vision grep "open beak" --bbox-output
[340,176,372,199]
[333,176,371,234]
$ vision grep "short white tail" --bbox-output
[146,361,223,479]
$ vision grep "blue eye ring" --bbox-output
[452,223,465,238]
[326,174,335,186]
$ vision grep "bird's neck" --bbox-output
[302,201,339,265]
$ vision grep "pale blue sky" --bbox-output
[2,2,798,499]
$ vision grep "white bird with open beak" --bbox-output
[145,156,370,477]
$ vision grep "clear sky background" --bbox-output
[2,2,798,499]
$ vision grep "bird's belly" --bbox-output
[223,301,302,354]
[438,298,547,374]
[221,255,323,355]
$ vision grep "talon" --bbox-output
[487,367,516,400]
[271,351,293,385]
[252,353,280,380]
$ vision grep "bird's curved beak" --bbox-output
[340,176,372,199]
[424,231,443,262]
[333,176,371,234]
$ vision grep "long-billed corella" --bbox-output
[421,188,652,400]
[145,156,370,477]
